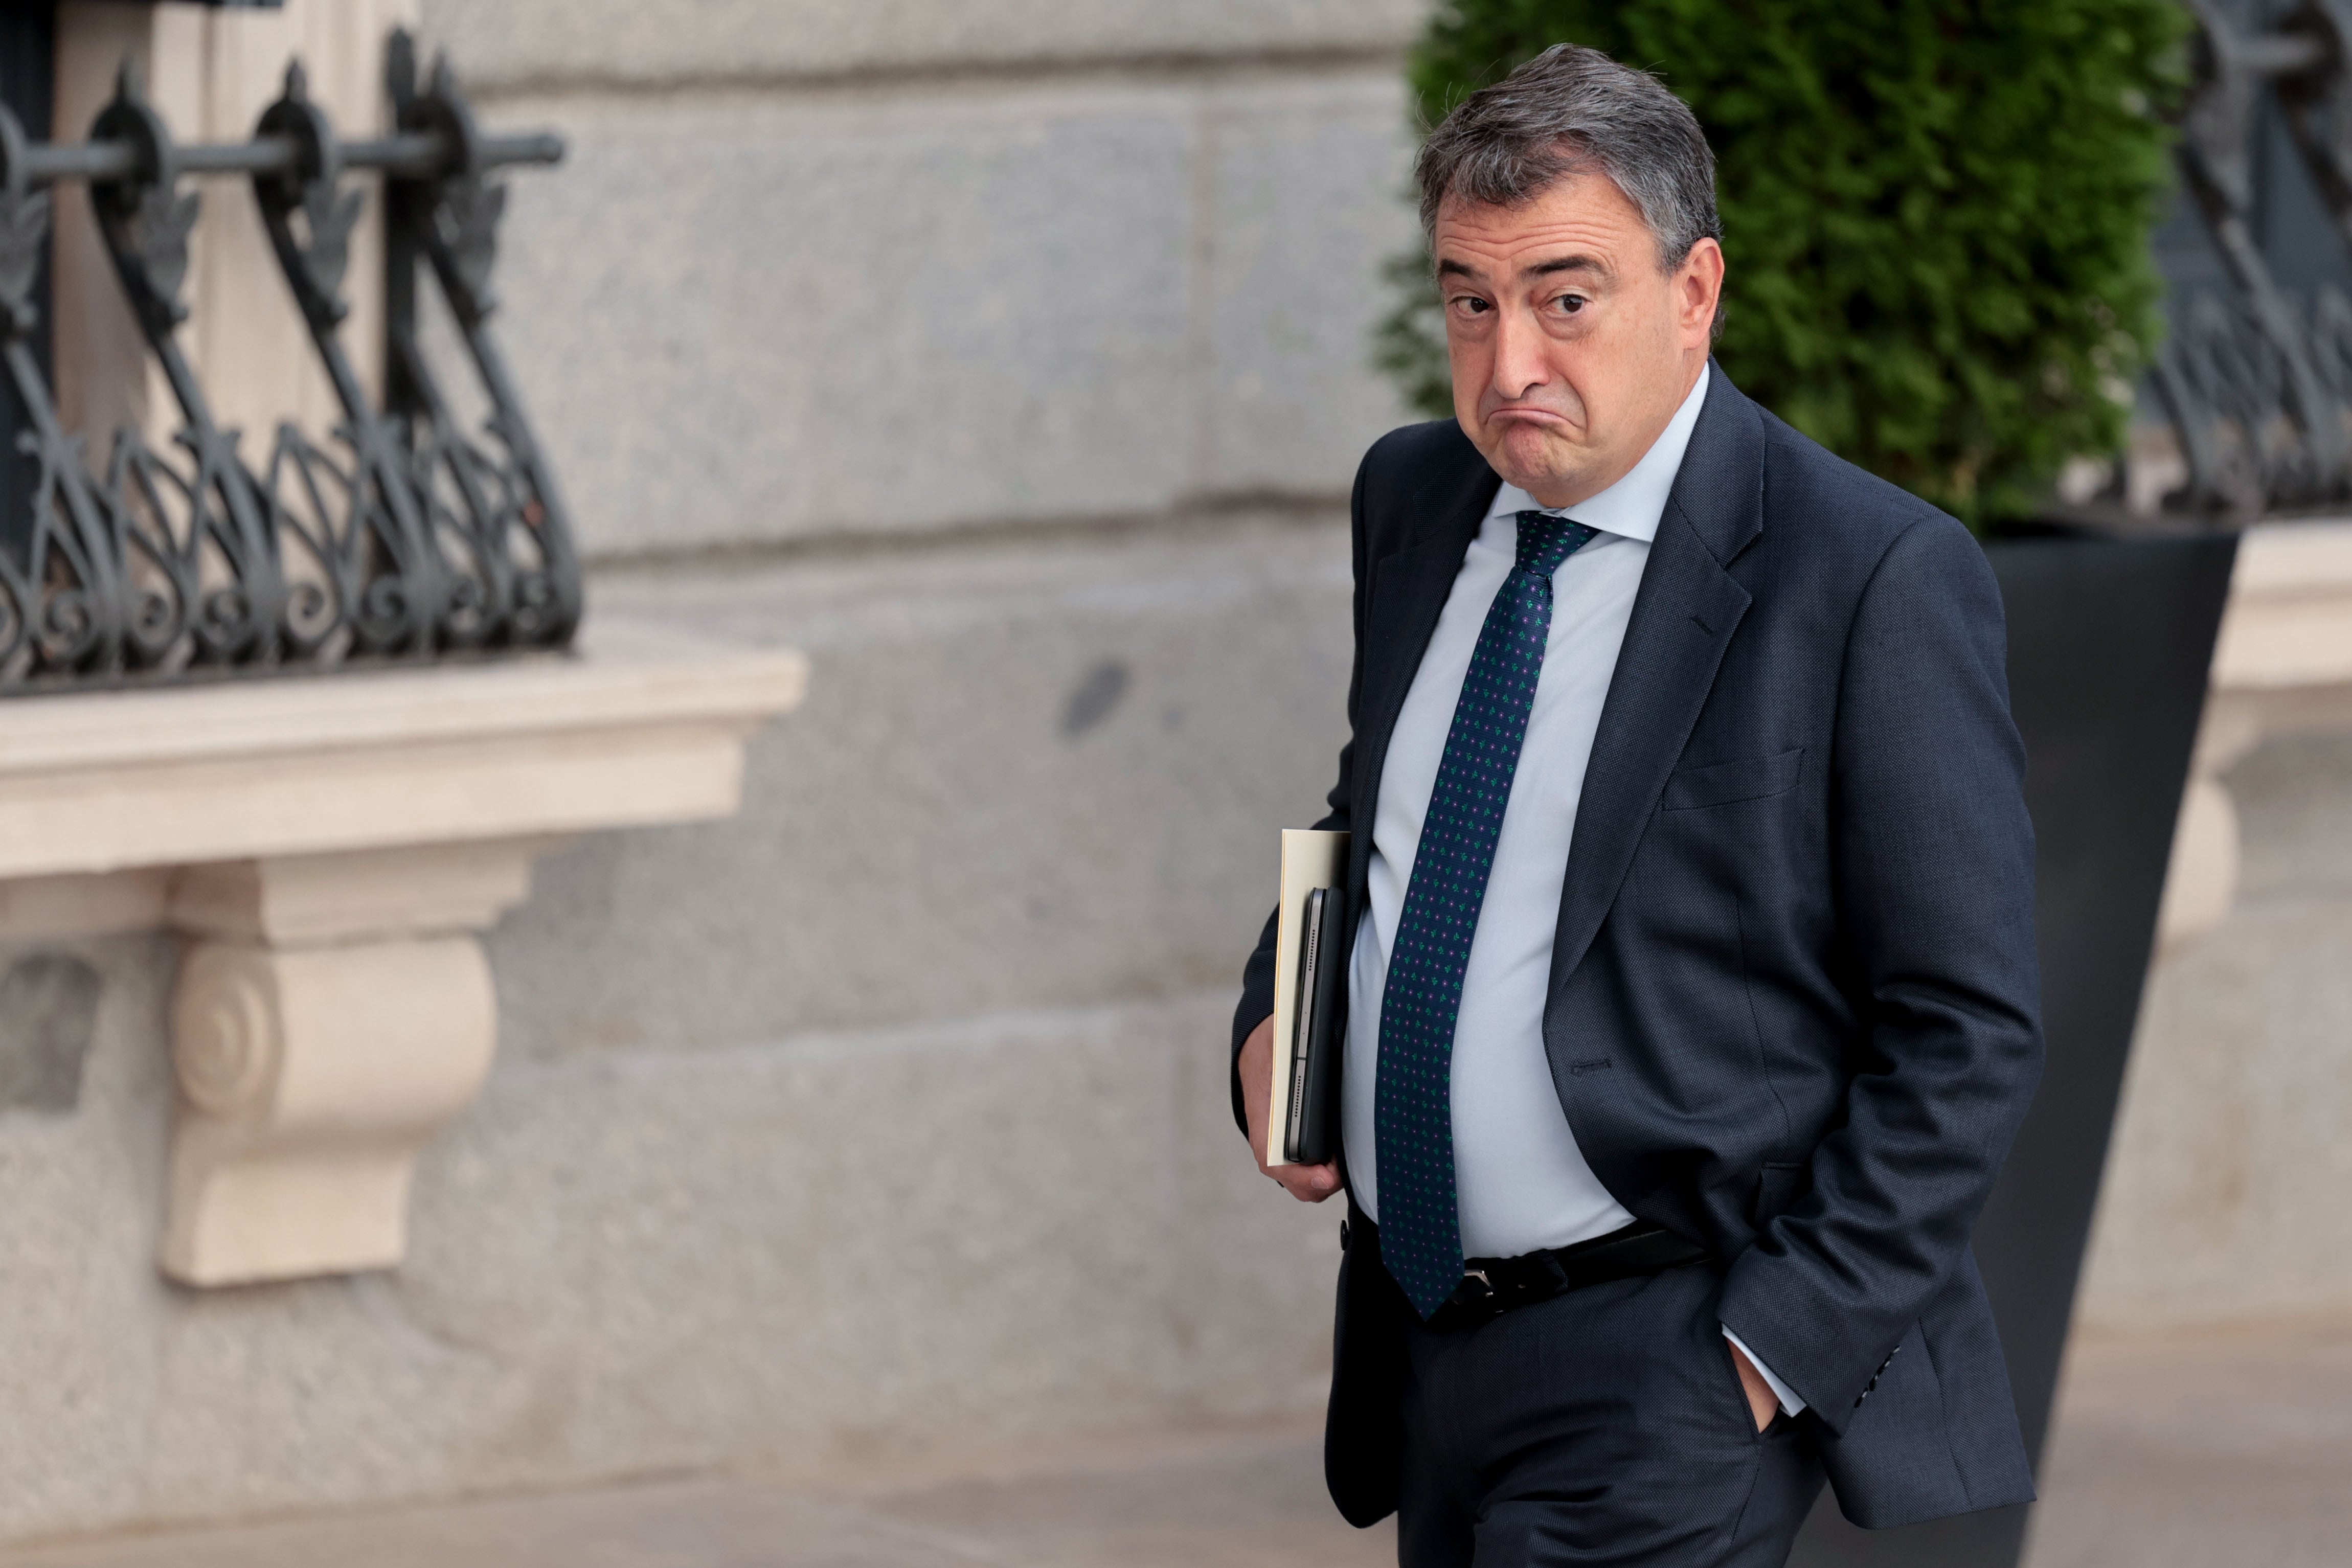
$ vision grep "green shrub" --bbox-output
[1380,0,2186,528]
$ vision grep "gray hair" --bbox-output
[1416,43,1722,279]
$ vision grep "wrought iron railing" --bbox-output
[2161,0,2352,514]
[0,30,576,692]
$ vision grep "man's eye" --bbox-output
[1554,294,1588,313]
[1452,297,1491,315]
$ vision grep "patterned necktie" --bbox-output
[1375,510,1598,1319]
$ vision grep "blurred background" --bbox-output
[0,2,2341,1565]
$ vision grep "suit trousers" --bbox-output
[1396,1260,1825,1567]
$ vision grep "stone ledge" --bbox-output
[0,619,806,887]
[2213,519,2352,693]
[2162,519,2352,952]
[0,619,806,1287]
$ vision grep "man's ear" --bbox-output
[1679,238,1725,335]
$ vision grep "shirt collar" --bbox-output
[1486,360,1711,546]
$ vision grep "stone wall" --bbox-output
[422,0,1424,555]
[0,517,1365,1536]
[415,0,1432,1504]
[0,0,1423,1540]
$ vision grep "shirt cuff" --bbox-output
[1721,1326,1806,1417]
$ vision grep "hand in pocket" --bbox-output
[1726,1339,1777,1433]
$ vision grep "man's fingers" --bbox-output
[1272,1162,1341,1202]
[1237,1017,1276,1165]
[1239,1020,1339,1202]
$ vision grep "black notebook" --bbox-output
[1284,884,1348,1165]
[1267,829,1348,1168]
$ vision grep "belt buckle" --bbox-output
[1427,1266,1505,1333]
[1455,1266,1500,1324]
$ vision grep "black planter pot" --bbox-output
[1790,528,2240,1568]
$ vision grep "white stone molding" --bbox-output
[164,920,499,1285]
[2158,521,2352,955]
[0,620,807,1286]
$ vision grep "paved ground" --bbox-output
[0,1425,1393,1568]
[0,1317,2341,1566]
[2017,1316,2352,1568]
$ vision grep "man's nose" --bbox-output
[1490,305,1550,400]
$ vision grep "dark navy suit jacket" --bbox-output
[1231,368,2044,1530]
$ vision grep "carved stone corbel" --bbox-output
[160,844,545,1285]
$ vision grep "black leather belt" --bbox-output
[1417,1220,1711,1331]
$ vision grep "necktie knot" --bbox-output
[1514,510,1598,579]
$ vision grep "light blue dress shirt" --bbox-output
[1340,366,1802,1417]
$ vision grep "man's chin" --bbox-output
[1484,435,1590,503]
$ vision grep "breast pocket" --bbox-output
[1662,747,1805,811]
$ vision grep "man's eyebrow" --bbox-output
[1434,253,1612,282]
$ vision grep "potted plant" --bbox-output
[1379,5,2231,1565]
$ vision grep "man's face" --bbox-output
[1436,170,1723,510]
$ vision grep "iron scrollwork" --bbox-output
[382,34,579,650]
[0,28,575,693]
[2161,1,2352,515]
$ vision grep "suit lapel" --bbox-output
[1546,370,1768,997]
[1346,448,1499,910]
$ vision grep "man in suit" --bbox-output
[1231,44,2044,1567]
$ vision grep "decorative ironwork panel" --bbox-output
[0,29,575,693]
[2161,0,2352,515]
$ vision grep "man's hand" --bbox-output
[1727,1339,1778,1433]
[1238,1015,1341,1202]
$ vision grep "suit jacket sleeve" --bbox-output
[1716,513,2044,1429]
[1229,445,1375,1136]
